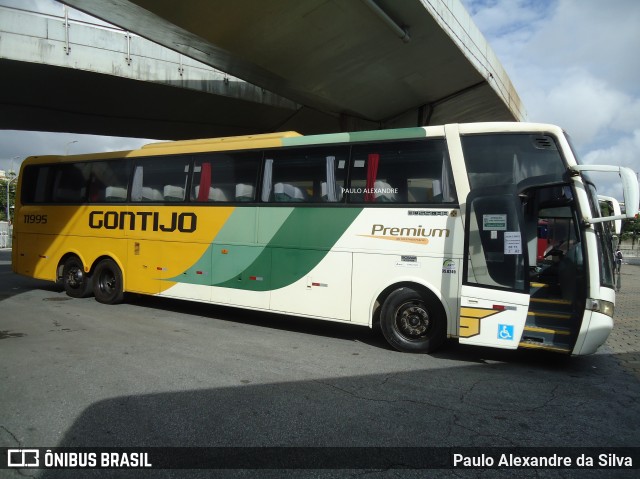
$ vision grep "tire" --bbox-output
[93,258,124,304]
[62,256,92,298]
[379,287,445,353]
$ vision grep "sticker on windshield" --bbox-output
[483,214,507,231]
[504,232,522,255]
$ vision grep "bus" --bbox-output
[12,122,639,355]
[599,195,623,237]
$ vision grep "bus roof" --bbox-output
[21,122,567,165]
[141,131,303,150]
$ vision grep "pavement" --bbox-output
[604,262,640,378]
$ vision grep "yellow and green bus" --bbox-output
[12,123,639,354]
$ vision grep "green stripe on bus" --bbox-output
[214,207,362,291]
[280,127,427,147]
[348,127,427,143]
[170,207,295,285]
[282,133,351,146]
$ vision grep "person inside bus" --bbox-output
[538,248,563,284]
[615,248,623,273]
[557,239,583,300]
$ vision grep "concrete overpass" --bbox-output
[0,3,310,140]
[1,0,524,140]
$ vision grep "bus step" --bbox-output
[525,307,576,341]
[529,297,572,306]
[527,310,572,322]
[530,282,552,293]
[520,326,573,353]
[523,325,572,337]
[530,281,559,295]
[527,298,574,319]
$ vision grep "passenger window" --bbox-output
[88,160,130,203]
[261,146,348,203]
[21,165,53,204]
[131,156,190,202]
[348,139,456,204]
[191,152,261,202]
[52,163,90,203]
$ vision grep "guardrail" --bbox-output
[619,244,639,258]
[0,222,11,248]
[0,4,297,109]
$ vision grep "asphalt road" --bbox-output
[1,248,639,478]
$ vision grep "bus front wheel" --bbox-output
[93,259,124,305]
[62,257,92,298]
[380,287,445,353]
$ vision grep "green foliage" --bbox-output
[621,216,640,243]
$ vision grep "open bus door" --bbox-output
[459,189,530,349]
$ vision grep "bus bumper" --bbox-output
[574,311,614,355]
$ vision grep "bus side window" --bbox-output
[262,147,347,203]
[191,152,260,203]
[131,156,190,202]
[21,165,53,204]
[88,160,129,203]
[348,139,456,204]
[52,163,90,203]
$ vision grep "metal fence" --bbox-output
[0,221,11,248]
[619,241,639,258]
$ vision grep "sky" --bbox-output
[461,0,640,199]
[1,0,639,200]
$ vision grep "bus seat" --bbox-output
[141,187,163,201]
[374,180,397,202]
[407,179,434,203]
[163,185,185,201]
[210,187,230,201]
[274,182,307,202]
[194,185,230,202]
[321,181,343,202]
[105,186,127,201]
[235,183,255,201]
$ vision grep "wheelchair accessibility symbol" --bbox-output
[498,324,514,340]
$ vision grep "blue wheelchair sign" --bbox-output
[498,324,514,340]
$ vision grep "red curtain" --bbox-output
[365,153,379,202]
[197,162,212,201]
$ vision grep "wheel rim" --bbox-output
[395,300,431,341]
[98,269,116,296]
[66,266,84,290]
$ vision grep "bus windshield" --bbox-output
[460,133,567,191]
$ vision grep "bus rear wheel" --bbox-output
[62,257,92,298]
[380,287,445,353]
[93,259,124,305]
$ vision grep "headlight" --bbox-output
[586,298,615,317]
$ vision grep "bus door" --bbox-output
[459,190,530,349]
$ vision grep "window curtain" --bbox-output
[365,153,379,202]
[261,159,273,202]
[325,156,337,202]
[197,162,212,201]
